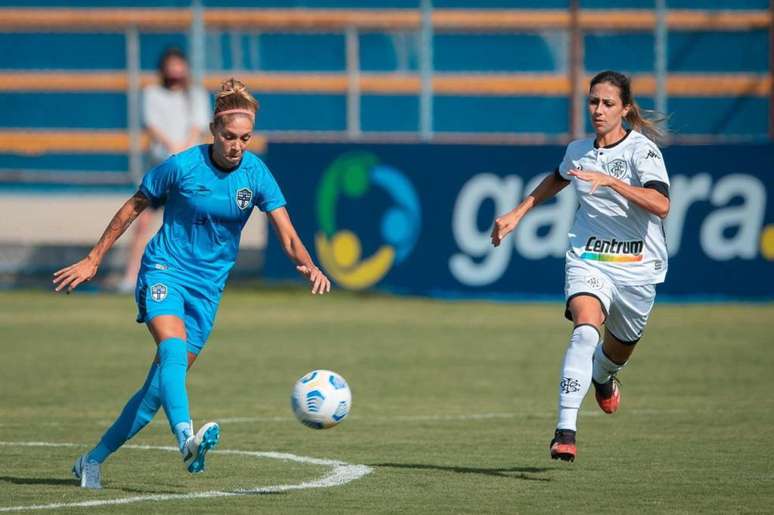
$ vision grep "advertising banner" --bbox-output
[263,143,773,299]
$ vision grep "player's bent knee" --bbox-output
[603,329,638,364]
[568,296,605,329]
[147,315,187,344]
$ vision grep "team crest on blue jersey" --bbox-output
[150,283,168,302]
[236,188,253,210]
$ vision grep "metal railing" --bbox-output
[0,5,770,185]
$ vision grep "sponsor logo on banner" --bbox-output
[450,172,772,287]
[450,172,577,286]
[665,173,771,261]
[315,152,421,290]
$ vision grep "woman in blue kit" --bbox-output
[53,78,331,489]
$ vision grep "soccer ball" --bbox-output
[291,370,352,429]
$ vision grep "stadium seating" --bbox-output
[0,1,769,188]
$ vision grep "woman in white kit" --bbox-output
[491,70,670,462]
[118,48,210,292]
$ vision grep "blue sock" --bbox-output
[158,337,192,450]
[87,363,162,464]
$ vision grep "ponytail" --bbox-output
[625,100,667,143]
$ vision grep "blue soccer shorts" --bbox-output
[135,272,221,355]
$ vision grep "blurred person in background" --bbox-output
[118,47,210,292]
[491,70,670,463]
[54,78,330,489]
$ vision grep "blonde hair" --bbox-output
[590,70,667,143]
[213,78,259,123]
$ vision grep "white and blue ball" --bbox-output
[291,370,352,429]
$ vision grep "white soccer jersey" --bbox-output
[557,130,669,285]
[143,84,211,166]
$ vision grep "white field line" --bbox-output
[0,409,690,429]
[216,408,690,424]
[0,442,372,513]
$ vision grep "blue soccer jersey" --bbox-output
[138,145,286,296]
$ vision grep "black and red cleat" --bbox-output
[550,429,576,462]
[593,377,621,414]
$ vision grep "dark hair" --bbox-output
[589,70,666,142]
[157,47,189,89]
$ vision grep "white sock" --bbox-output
[556,324,599,431]
[592,344,626,385]
[557,408,578,431]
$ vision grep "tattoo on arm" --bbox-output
[91,191,150,260]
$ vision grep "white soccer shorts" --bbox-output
[564,259,656,344]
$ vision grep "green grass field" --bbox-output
[1,289,772,514]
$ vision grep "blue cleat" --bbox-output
[182,421,220,473]
[72,453,102,489]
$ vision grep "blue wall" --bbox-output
[0,3,769,138]
[0,3,769,184]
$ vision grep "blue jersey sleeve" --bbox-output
[254,163,287,213]
[139,156,179,208]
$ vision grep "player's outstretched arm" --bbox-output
[491,171,570,247]
[266,207,331,295]
[53,191,151,293]
[568,169,669,218]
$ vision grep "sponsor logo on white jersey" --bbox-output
[581,236,644,263]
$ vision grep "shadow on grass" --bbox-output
[0,476,77,486]
[371,463,553,482]
[0,476,181,495]
[0,476,288,497]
